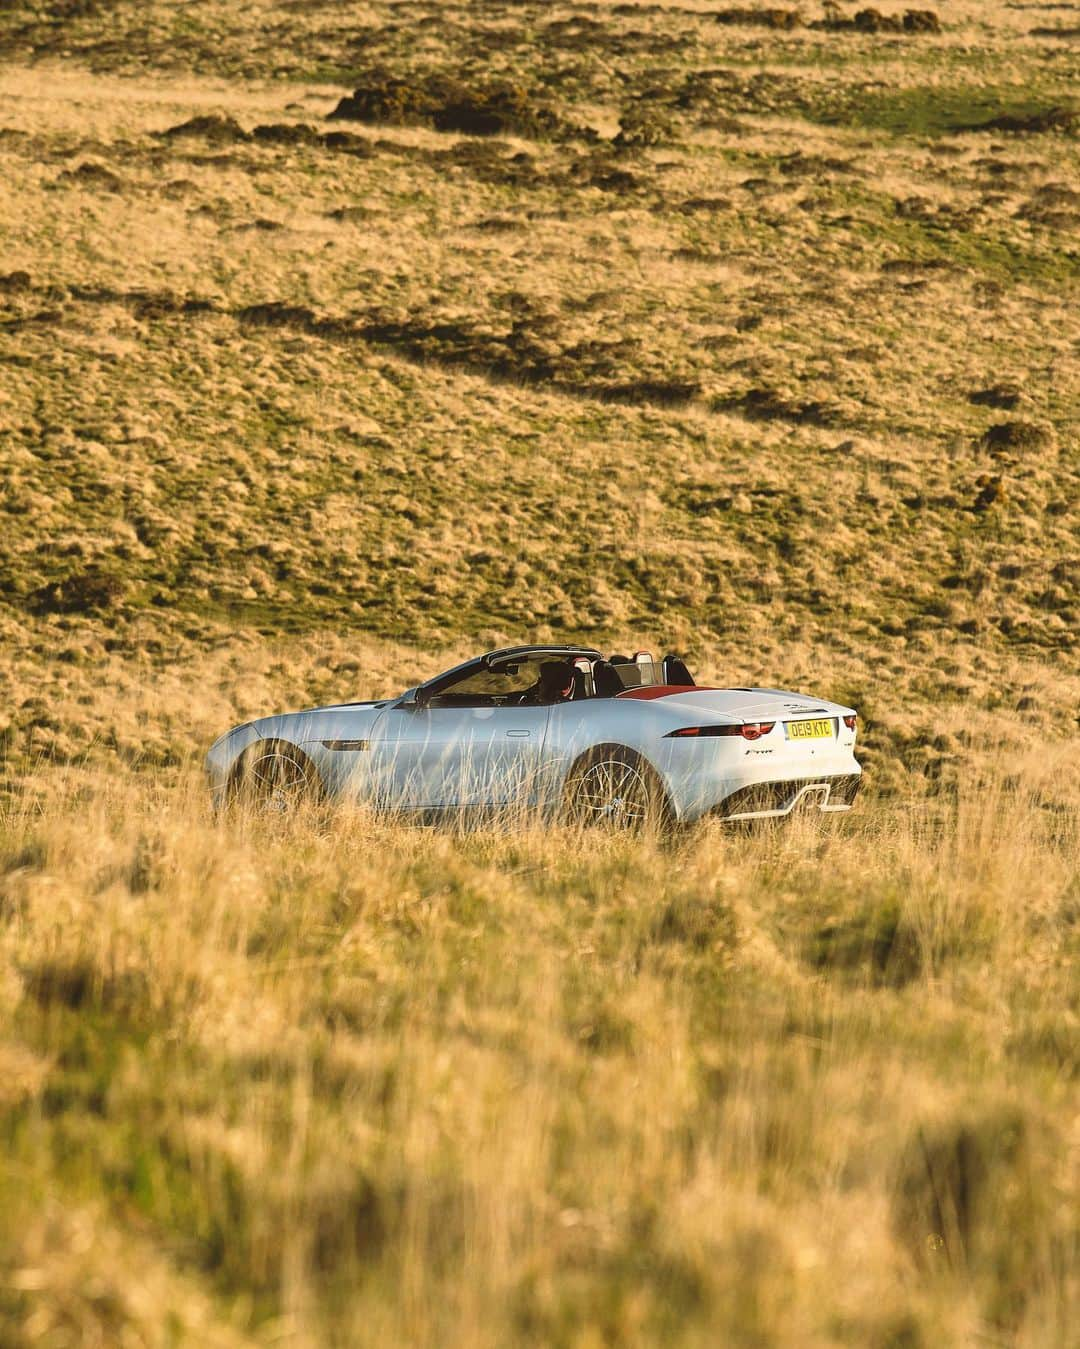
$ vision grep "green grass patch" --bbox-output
[827,84,1078,137]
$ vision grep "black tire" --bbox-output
[563,745,674,832]
[230,741,323,814]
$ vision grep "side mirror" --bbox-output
[396,689,425,711]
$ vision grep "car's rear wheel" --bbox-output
[563,746,673,832]
[232,742,322,814]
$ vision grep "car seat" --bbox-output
[592,660,624,698]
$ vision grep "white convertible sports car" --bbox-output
[206,646,861,827]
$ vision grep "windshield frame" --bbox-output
[409,646,602,709]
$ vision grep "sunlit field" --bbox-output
[1,0,1078,1343]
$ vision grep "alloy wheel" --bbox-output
[572,757,652,828]
[247,749,313,813]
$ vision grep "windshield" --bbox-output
[427,657,550,708]
[419,650,684,708]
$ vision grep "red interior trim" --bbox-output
[615,685,718,700]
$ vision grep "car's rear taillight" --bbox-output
[667,722,775,740]
[842,714,857,731]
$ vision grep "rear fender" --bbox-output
[563,741,677,824]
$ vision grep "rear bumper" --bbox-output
[710,773,862,821]
[659,739,861,822]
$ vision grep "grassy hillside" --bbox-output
[0,1,1077,1344]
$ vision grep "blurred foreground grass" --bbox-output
[1,755,1075,1346]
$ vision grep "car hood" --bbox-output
[247,700,389,745]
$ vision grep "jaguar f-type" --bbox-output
[206,646,861,827]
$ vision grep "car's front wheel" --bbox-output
[232,742,322,814]
[563,746,673,832]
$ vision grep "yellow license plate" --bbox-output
[786,718,833,740]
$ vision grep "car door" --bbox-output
[431,704,552,807]
[368,702,554,809]
[365,701,432,809]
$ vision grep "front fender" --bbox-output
[204,722,261,802]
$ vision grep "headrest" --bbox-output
[592,660,623,697]
[662,655,695,686]
[539,660,575,691]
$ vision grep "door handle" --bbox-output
[506,730,530,738]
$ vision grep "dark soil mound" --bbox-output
[158,114,249,144]
[899,9,942,33]
[57,161,122,190]
[593,380,700,407]
[971,474,1006,511]
[714,386,844,428]
[251,123,322,146]
[969,384,1022,410]
[976,106,1078,135]
[1029,183,1080,209]
[328,69,568,140]
[980,421,1056,456]
[30,568,127,616]
[321,131,376,157]
[236,302,317,330]
[327,72,435,127]
[613,104,675,149]
[433,86,557,138]
[713,8,802,29]
[0,270,31,294]
[816,8,941,35]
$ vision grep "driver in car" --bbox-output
[517,660,576,705]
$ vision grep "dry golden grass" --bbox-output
[1,0,1078,1343]
[1,754,1077,1345]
